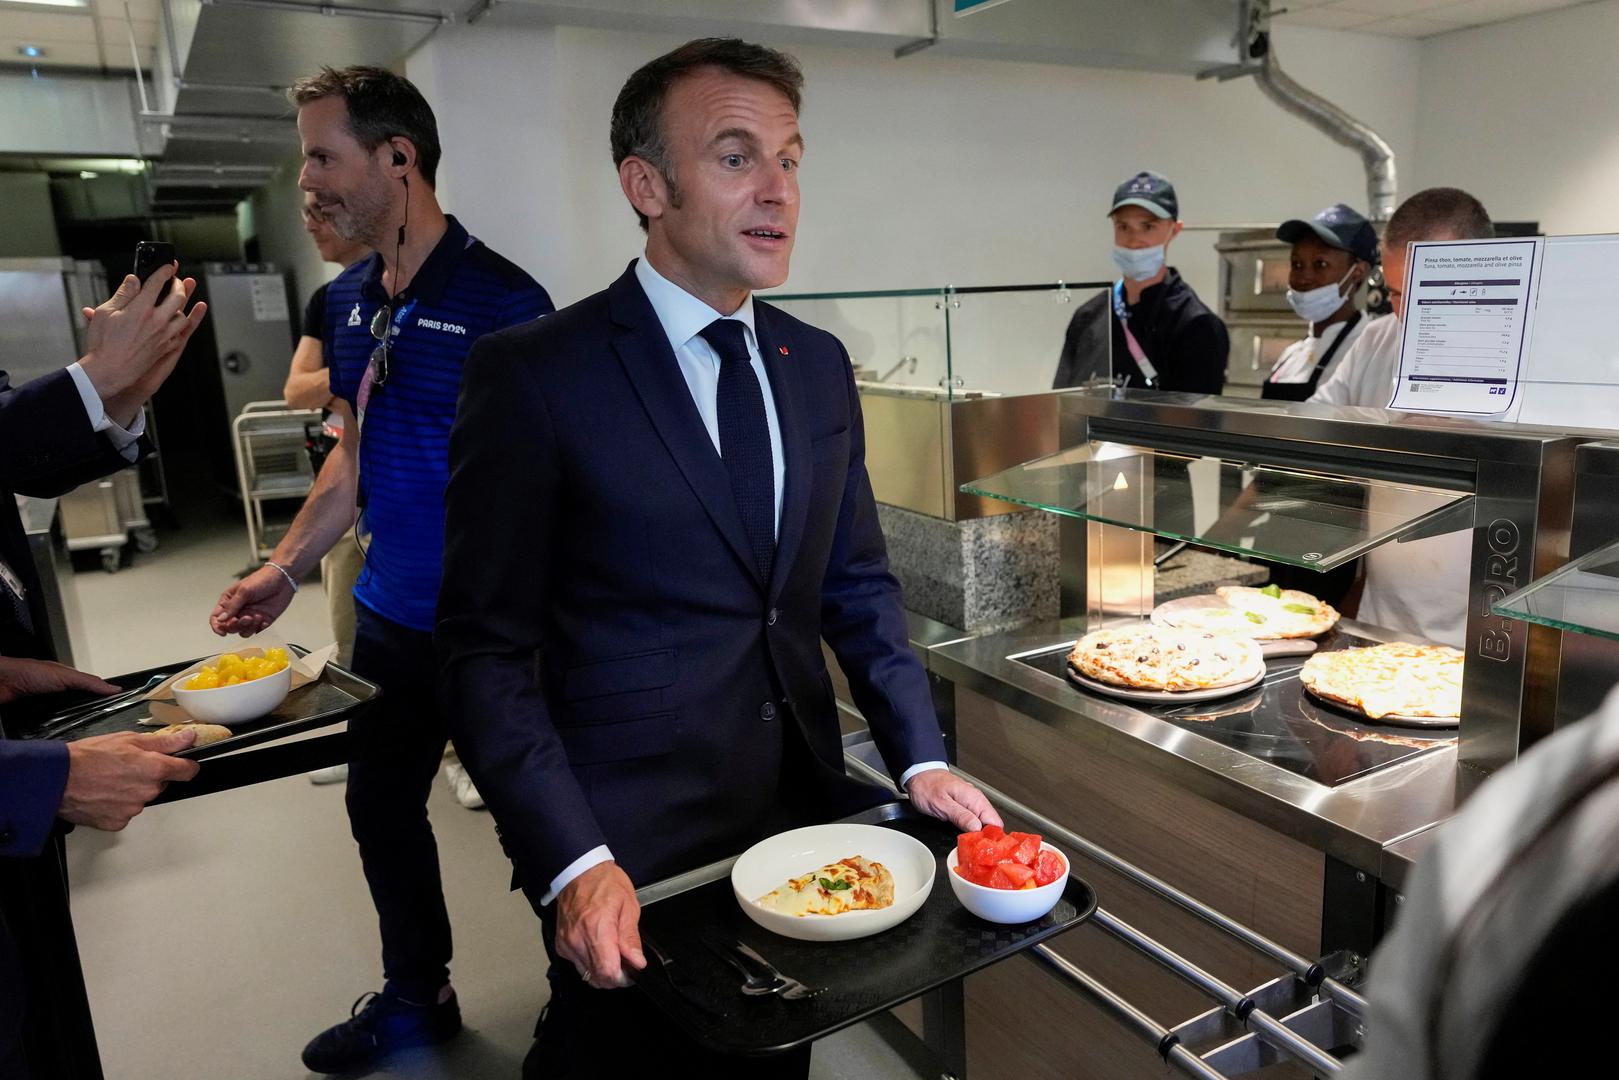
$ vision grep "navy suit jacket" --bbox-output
[0,368,144,857]
[438,263,947,898]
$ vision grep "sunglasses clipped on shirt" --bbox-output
[369,304,397,389]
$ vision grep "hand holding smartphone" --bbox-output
[132,240,178,304]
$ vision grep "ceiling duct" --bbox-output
[1201,1,1396,221]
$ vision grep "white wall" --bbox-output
[403,19,1418,392]
[1416,0,1619,235]
[412,21,1419,303]
[407,25,576,300]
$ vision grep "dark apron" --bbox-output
[1261,312,1361,402]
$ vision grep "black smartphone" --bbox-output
[132,240,177,303]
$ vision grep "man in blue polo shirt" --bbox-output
[209,66,552,1074]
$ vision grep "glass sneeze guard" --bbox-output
[764,279,1112,400]
[1491,537,1619,643]
[960,441,1473,572]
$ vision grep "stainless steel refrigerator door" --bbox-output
[0,260,79,385]
[203,268,294,421]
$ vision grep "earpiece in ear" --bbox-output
[392,148,406,167]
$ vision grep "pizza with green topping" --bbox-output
[1215,584,1340,638]
[1153,583,1339,640]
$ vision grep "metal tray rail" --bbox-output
[842,747,1364,1077]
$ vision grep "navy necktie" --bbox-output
[699,318,775,582]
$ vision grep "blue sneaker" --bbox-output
[300,988,461,1074]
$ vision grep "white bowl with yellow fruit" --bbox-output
[172,648,292,725]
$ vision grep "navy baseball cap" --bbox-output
[1277,203,1380,264]
[1108,170,1177,220]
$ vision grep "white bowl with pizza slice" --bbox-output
[732,823,935,942]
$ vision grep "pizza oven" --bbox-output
[1215,229,1304,399]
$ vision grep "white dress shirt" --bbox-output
[541,258,944,905]
[66,362,144,461]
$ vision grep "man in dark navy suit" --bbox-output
[1,262,208,847]
[438,38,1000,1077]
[1,266,208,1078]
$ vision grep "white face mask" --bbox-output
[1112,244,1166,282]
[1286,266,1359,326]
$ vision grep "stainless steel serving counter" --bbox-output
[1379,824,1443,893]
[851,611,1416,1077]
[913,617,1456,883]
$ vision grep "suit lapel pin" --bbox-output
[778,346,789,355]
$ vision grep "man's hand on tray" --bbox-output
[59,728,201,831]
[0,656,118,706]
[557,860,647,991]
[905,769,1004,834]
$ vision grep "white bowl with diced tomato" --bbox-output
[947,826,1068,925]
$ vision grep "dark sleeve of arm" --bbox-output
[0,741,70,858]
[1171,313,1230,395]
[819,345,949,781]
[435,334,605,904]
[301,284,327,342]
[0,369,137,497]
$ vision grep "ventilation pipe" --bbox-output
[1202,4,1397,221]
[1250,35,1396,221]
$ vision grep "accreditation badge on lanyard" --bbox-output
[1112,281,1160,388]
[356,299,417,433]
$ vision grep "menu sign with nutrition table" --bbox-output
[1390,237,1544,415]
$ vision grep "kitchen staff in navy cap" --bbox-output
[1054,169,1229,394]
[1263,203,1379,401]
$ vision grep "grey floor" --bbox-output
[61,484,924,1079]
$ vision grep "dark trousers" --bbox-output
[522,915,811,1080]
[347,603,453,1003]
[0,906,26,1080]
[0,835,102,1080]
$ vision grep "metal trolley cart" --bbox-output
[232,400,323,566]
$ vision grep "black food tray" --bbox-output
[9,645,379,761]
[631,802,1096,1055]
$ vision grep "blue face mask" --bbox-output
[1112,244,1166,282]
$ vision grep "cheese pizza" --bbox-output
[754,856,896,917]
[1156,584,1338,640]
[1299,642,1463,721]
[1067,625,1262,692]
